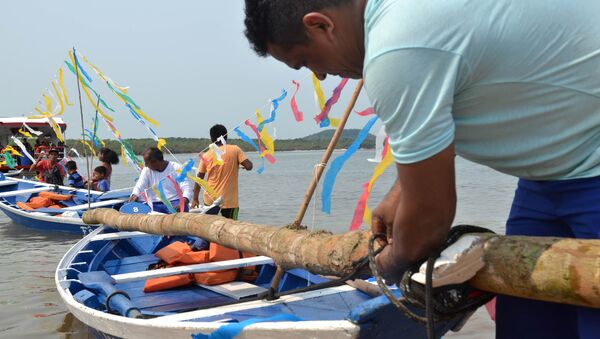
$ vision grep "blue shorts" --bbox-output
[152,199,189,214]
[496,176,600,339]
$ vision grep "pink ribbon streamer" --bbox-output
[166,175,185,212]
[245,119,276,164]
[349,183,370,231]
[356,107,375,116]
[290,80,303,122]
[314,78,349,124]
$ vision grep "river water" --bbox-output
[0,150,516,338]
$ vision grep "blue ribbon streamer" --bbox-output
[177,159,194,183]
[233,127,265,173]
[257,89,287,132]
[157,180,177,214]
[191,314,303,339]
[321,116,378,213]
[126,103,159,139]
[72,48,93,83]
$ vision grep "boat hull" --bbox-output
[56,227,462,338]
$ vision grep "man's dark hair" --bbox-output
[99,147,119,165]
[65,160,77,171]
[144,147,164,162]
[244,0,349,56]
[210,124,228,144]
[49,149,59,155]
[94,166,107,176]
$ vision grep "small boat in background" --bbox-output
[0,176,129,233]
[0,117,69,173]
[55,226,464,338]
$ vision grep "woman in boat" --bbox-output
[98,148,119,184]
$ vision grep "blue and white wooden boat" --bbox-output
[0,176,130,233]
[55,226,466,338]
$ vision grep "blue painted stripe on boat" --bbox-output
[191,314,303,339]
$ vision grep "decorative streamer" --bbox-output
[50,81,65,116]
[233,127,265,174]
[10,137,35,163]
[107,82,159,126]
[2,145,22,157]
[315,78,349,127]
[47,116,64,142]
[311,73,326,111]
[153,183,177,214]
[65,54,115,122]
[349,145,394,230]
[80,54,130,93]
[84,129,105,148]
[176,159,194,183]
[22,123,43,136]
[255,111,275,155]
[368,126,387,163]
[2,151,17,169]
[245,119,276,164]
[321,116,378,213]
[80,139,97,157]
[157,138,167,151]
[166,175,185,213]
[362,144,394,227]
[186,173,219,199]
[127,103,159,141]
[217,136,227,149]
[356,107,375,116]
[208,143,224,165]
[290,80,304,122]
[69,148,81,158]
[58,68,74,106]
[64,60,115,114]
[257,89,287,132]
[18,128,32,138]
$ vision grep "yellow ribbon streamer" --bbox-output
[80,139,96,156]
[256,110,275,155]
[68,50,114,122]
[363,148,394,225]
[157,138,167,151]
[47,116,65,142]
[2,146,22,157]
[18,128,32,138]
[186,173,219,199]
[312,73,326,110]
[51,81,65,116]
[58,67,74,106]
[81,55,130,93]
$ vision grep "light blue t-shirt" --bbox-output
[363,0,600,180]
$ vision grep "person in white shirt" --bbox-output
[129,147,193,213]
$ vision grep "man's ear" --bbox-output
[302,12,335,39]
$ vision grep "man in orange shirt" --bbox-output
[191,124,253,220]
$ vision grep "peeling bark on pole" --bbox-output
[83,209,371,277]
[83,209,600,308]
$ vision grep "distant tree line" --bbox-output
[64,129,376,155]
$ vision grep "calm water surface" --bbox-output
[0,150,516,338]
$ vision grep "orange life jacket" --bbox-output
[39,191,73,201]
[143,241,258,293]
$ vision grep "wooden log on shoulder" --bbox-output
[83,209,600,308]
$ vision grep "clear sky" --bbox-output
[0,1,375,141]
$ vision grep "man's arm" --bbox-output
[240,159,253,171]
[130,168,149,202]
[190,172,206,208]
[373,144,456,282]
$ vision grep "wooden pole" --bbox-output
[292,79,364,227]
[72,47,92,209]
[83,209,600,309]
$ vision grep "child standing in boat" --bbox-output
[65,161,85,189]
[98,148,119,185]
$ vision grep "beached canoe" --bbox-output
[55,225,466,338]
[0,175,129,233]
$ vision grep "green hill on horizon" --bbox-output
[65,129,375,155]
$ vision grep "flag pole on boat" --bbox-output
[72,47,92,209]
[268,79,364,298]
